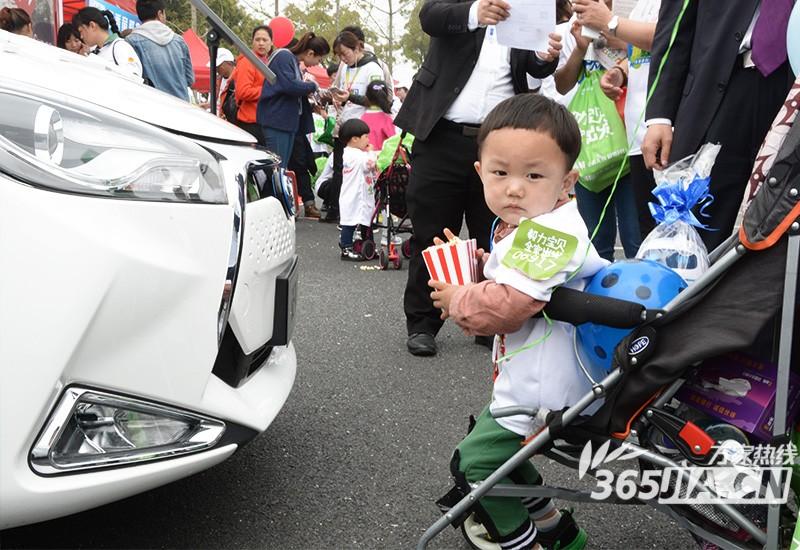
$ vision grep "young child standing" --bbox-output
[316,119,376,260]
[428,94,608,550]
[360,81,396,151]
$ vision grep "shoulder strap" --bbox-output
[267,47,289,66]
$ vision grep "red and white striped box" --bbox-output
[422,238,478,285]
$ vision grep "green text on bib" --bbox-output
[501,220,577,280]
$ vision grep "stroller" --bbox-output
[418,80,800,550]
[367,133,414,270]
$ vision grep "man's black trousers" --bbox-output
[698,60,792,251]
[404,120,495,336]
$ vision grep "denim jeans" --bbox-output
[263,127,296,169]
[340,225,356,249]
[574,174,641,261]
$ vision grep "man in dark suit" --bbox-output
[642,0,794,251]
[395,0,561,356]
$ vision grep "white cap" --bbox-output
[207,48,234,67]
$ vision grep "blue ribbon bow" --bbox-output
[648,175,716,230]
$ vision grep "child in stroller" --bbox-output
[421,79,800,550]
[427,94,607,550]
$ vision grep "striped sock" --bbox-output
[523,496,561,532]
[498,520,537,550]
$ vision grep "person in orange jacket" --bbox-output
[233,25,274,145]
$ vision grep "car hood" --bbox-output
[0,30,256,145]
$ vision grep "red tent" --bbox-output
[182,28,210,93]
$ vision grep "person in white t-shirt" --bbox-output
[573,0,660,239]
[429,94,607,550]
[316,119,377,261]
[554,13,640,262]
[73,7,142,81]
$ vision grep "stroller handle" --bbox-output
[543,287,647,328]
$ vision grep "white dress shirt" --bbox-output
[444,2,515,124]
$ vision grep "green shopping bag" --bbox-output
[377,132,414,173]
[568,69,629,192]
[314,116,335,147]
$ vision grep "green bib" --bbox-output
[501,220,578,281]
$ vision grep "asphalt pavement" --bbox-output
[1,218,695,549]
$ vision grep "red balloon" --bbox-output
[269,17,295,48]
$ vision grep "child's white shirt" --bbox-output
[317,147,376,226]
[484,200,609,436]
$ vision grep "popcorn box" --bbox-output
[423,238,478,285]
[677,352,800,441]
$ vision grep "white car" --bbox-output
[0,30,297,528]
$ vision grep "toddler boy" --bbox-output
[429,94,608,550]
[317,118,377,260]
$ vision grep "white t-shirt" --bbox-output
[484,200,609,436]
[334,59,384,123]
[317,147,376,226]
[96,36,143,81]
[625,0,661,156]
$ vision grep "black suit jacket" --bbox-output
[646,0,760,161]
[394,0,558,141]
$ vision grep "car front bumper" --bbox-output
[0,143,297,528]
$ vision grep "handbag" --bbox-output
[568,69,630,192]
[221,79,238,122]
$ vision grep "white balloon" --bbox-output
[788,1,800,76]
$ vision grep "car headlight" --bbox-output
[0,83,226,204]
[30,387,225,474]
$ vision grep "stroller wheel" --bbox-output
[402,238,412,259]
[361,239,377,260]
[461,513,501,550]
[393,254,403,270]
[379,248,389,270]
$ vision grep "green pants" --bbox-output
[456,406,542,536]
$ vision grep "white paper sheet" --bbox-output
[495,0,555,52]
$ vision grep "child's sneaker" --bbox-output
[534,510,587,550]
[340,247,365,262]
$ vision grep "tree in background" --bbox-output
[283,0,358,43]
[352,0,414,73]
[398,0,427,69]
[164,0,259,52]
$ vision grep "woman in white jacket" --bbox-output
[73,7,142,81]
[321,30,385,222]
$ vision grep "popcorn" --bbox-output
[422,237,478,285]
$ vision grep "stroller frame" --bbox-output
[417,228,800,550]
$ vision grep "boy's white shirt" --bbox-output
[317,146,376,226]
[484,200,609,436]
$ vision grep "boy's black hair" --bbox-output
[477,94,581,170]
[339,119,370,144]
[136,0,164,22]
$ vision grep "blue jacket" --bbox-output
[257,49,316,134]
[127,21,194,101]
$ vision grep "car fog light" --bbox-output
[30,388,225,475]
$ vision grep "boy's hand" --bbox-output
[432,227,457,246]
[429,279,461,320]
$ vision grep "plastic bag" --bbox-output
[377,132,414,173]
[636,143,721,283]
[568,69,630,192]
